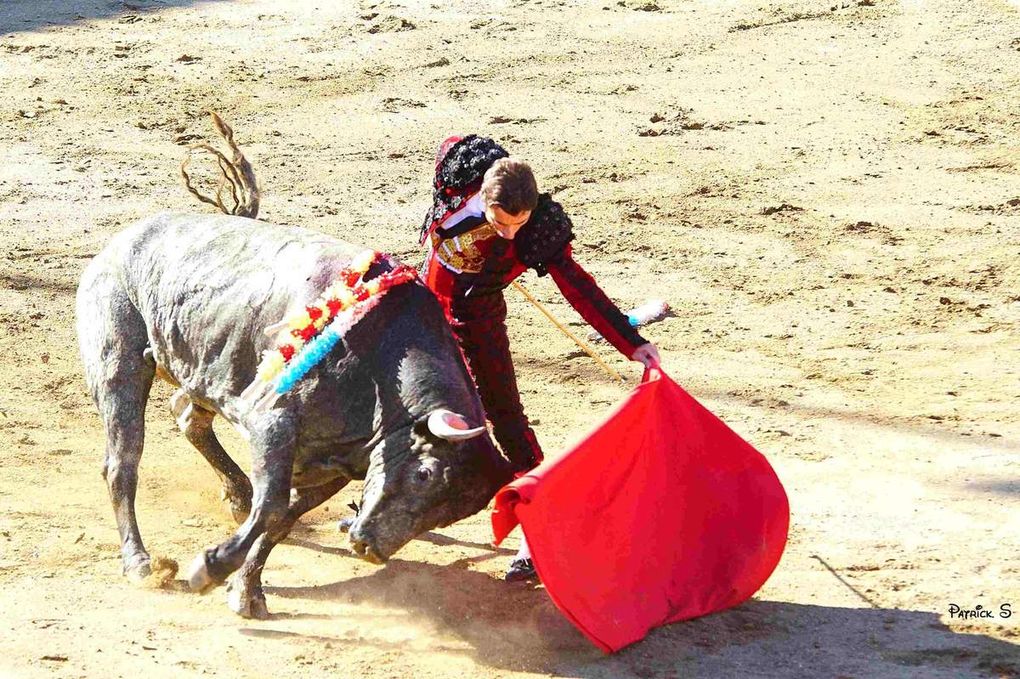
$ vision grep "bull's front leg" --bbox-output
[187,413,296,593]
[226,477,349,618]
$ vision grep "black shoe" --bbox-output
[505,558,537,582]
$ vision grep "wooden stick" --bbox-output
[511,280,625,383]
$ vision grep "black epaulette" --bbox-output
[438,135,508,191]
[515,193,575,276]
[419,135,508,242]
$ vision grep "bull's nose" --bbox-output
[349,536,386,565]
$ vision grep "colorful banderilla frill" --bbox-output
[240,250,418,412]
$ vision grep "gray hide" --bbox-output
[76,212,512,618]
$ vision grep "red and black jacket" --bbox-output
[421,135,648,358]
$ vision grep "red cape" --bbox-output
[491,369,789,653]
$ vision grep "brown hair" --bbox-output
[481,157,539,215]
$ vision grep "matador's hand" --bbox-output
[630,342,661,370]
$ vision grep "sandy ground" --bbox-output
[1,0,1018,676]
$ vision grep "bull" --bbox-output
[74,116,513,617]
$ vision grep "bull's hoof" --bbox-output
[123,555,152,583]
[187,551,220,594]
[226,576,269,619]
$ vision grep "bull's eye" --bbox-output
[416,467,432,483]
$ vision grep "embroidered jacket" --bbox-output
[422,136,647,357]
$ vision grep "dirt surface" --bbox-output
[1,0,1018,677]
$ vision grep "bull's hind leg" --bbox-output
[169,390,253,523]
[226,478,349,618]
[100,380,154,581]
[76,274,155,581]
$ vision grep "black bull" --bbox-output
[75,212,513,618]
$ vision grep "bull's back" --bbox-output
[103,213,365,409]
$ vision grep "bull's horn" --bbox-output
[428,409,486,441]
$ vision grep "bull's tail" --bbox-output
[180,111,260,219]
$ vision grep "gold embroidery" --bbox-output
[431,222,498,274]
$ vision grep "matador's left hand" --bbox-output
[630,342,661,370]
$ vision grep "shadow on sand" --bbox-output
[261,555,1019,678]
[0,0,225,35]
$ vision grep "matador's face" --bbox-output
[484,203,531,240]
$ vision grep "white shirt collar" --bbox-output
[438,192,485,231]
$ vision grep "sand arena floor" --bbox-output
[0,0,1017,677]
